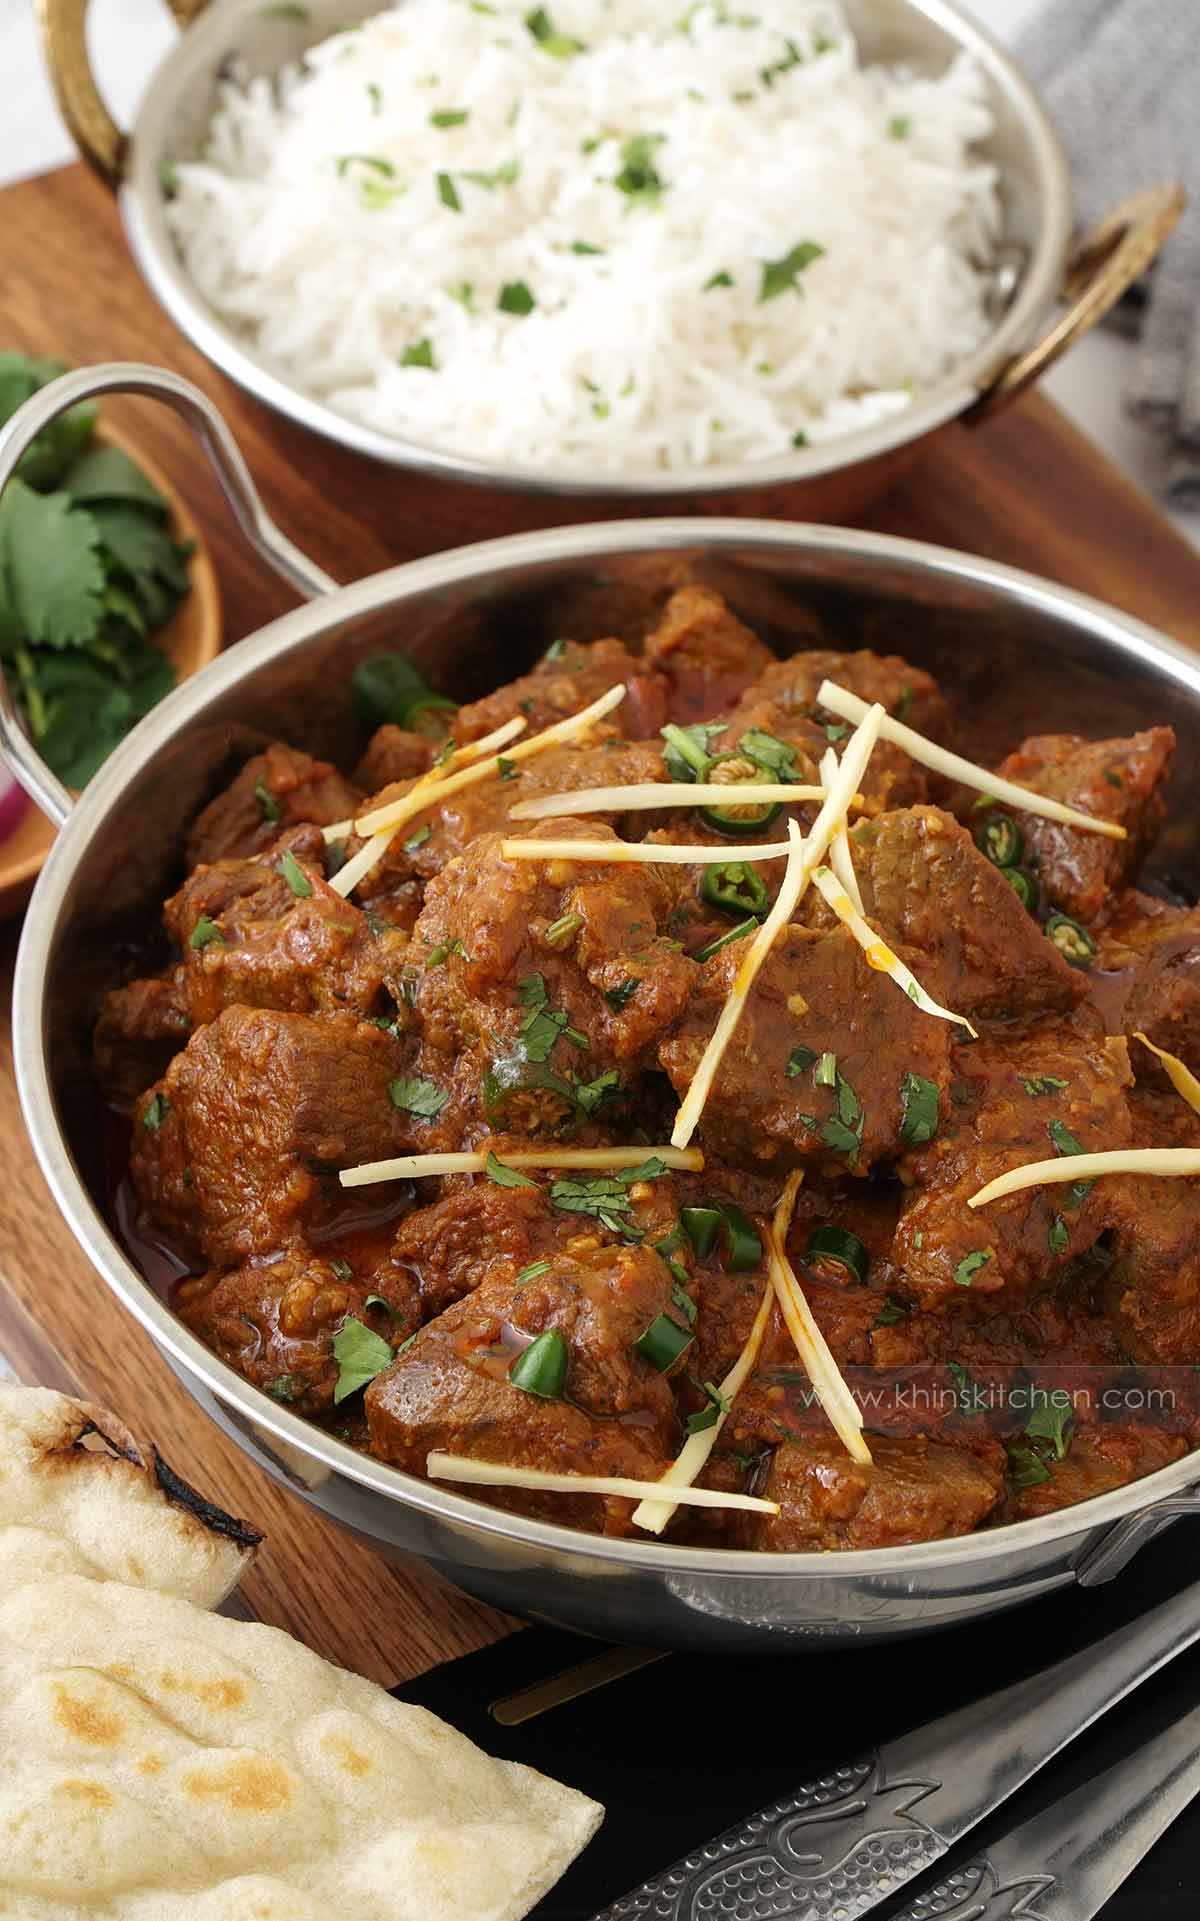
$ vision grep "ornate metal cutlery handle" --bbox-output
[592,1749,948,1921]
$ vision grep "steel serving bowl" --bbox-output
[38,0,1182,515]
[5,364,1200,1652]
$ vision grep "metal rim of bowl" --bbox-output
[15,513,1200,1581]
[118,0,1073,497]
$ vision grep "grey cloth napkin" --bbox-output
[1016,0,1200,506]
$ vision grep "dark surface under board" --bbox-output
[397,1523,1200,1919]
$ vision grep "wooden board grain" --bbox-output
[2,161,1200,1686]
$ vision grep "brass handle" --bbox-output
[969,182,1186,422]
[36,0,212,188]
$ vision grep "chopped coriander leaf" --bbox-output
[614,132,667,204]
[544,637,567,661]
[760,36,803,86]
[792,429,809,447]
[330,1257,353,1282]
[786,1046,817,1078]
[1027,1395,1075,1459]
[894,684,914,724]
[888,115,912,139]
[279,849,313,897]
[824,722,850,743]
[332,1317,393,1403]
[514,1258,552,1285]
[814,1051,837,1088]
[550,1158,666,1234]
[686,1379,731,1434]
[704,270,734,291]
[525,5,585,55]
[571,1067,620,1116]
[737,727,799,779]
[873,1294,907,1328]
[389,1075,449,1120]
[336,153,395,178]
[899,1071,939,1147]
[427,938,469,966]
[497,754,518,779]
[953,1250,992,1287]
[759,239,824,303]
[431,109,469,128]
[571,240,605,255]
[603,977,640,1012]
[819,1116,861,1156]
[1021,1075,1069,1097]
[1048,1216,1069,1256]
[449,281,475,308]
[142,1092,169,1132]
[1007,1441,1052,1489]
[485,1153,540,1189]
[188,914,225,951]
[671,1279,698,1326]
[405,823,432,853]
[400,337,437,369]
[509,1327,569,1397]
[1048,1118,1084,1157]
[367,82,382,112]
[254,777,281,823]
[437,170,461,211]
[836,1074,861,1128]
[498,280,536,315]
[264,1375,301,1402]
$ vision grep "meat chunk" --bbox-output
[1092,890,1200,1072]
[451,636,668,746]
[1102,1084,1200,1364]
[164,825,329,949]
[93,967,191,1108]
[390,1166,683,1320]
[1005,1426,1186,1522]
[353,738,666,903]
[995,727,1175,923]
[131,1008,407,1263]
[186,743,361,870]
[659,922,954,1175]
[179,859,399,1029]
[398,821,695,1135]
[366,1241,681,1534]
[720,660,929,813]
[848,807,1087,1021]
[641,586,775,722]
[353,724,435,793]
[891,1015,1133,1312]
[176,1240,419,1418]
[730,649,947,741]
[739,1435,1004,1550]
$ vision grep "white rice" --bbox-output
[166,0,1002,473]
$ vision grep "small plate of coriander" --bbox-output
[0,353,220,915]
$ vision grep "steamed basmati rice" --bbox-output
[166,0,1002,473]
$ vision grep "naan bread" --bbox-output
[0,1574,603,1920]
[0,1383,258,1607]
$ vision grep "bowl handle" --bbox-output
[0,361,336,828]
[36,0,210,187]
[968,183,1185,422]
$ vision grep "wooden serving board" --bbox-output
[3,160,1200,1690]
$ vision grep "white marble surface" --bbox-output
[1,0,1197,550]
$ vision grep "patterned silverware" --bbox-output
[592,1576,1200,1919]
[895,1697,1200,1921]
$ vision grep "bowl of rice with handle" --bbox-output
[43,0,1181,510]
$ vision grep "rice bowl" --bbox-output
[165,0,1005,474]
